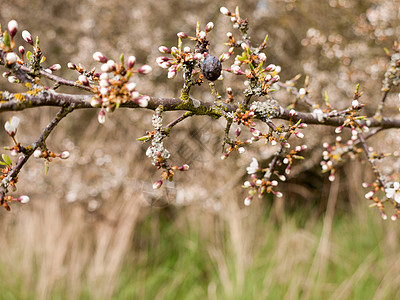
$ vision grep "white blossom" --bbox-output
[385,182,400,203]
[246,158,259,174]
[5,116,20,136]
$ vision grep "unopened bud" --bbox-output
[8,20,18,37]
[258,53,267,62]
[90,98,102,107]
[179,164,190,171]
[19,46,25,56]
[244,196,252,206]
[153,180,163,189]
[33,149,43,158]
[17,195,30,204]
[93,51,107,63]
[177,32,188,38]
[136,95,149,108]
[22,30,33,45]
[60,151,70,159]
[271,75,280,83]
[78,75,89,86]
[67,62,76,70]
[106,59,116,71]
[205,22,214,32]
[49,64,61,71]
[158,46,171,54]
[138,65,152,75]
[6,52,18,64]
[220,7,231,15]
[98,110,106,124]
[126,82,136,91]
[127,55,136,68]
[265,64,276,72]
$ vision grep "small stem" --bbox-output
[163,111,194,135]
[358,132,386,188]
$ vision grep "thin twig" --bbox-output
[0,106,74,201]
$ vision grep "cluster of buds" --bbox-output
[281,144,308,175]
[143,108,190,189]
[233,107,256,127]
[85,52,151,123]
[242,158,282,206]
[1,20,61,84]
[321,137,362,182]
[33,148,70,160]
[382,48,400,92]
[157,21,218,80]
[220,6,249,33]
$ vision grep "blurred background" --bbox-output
[1,0,400,299]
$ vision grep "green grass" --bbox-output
[2,204,400,300]
[114,206,400,300]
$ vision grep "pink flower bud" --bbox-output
[193,53,203,60]
[127,55,136,68]
[198,31,206,39]
[8,76,18,83]
[33,149,42,158]
[8,20,18,37]
[49,64,61,71]
[153,180,163,189]
[289,109,296,117]
[136,95,149,108]
[60,151,70,159]
[78,75,89,86]
[10,149,18,156]
[67,62,76,70]
[258,53,267,62]
[220,7,231,15]
[106,59,116,71]
[271,75,280,83]
[6,52,18,64]
[158,46,171,54]
[138,65,152,75]
[17,195,30,204]
[22,30,33,45]
[235,127,241,137]
[179,164,190,171]
[19,46,25,56]
[126,82,136,91]
[168,66,177,79]
[4,116,20,137]
[99,79,109,87]
[156,56,168,65]
[130,91,140,99]
[205,22,214,32]
[93,51,107,63]
[98,110,106,124]
[244,196,252,206]
[265,64,276,72]
[100,87,108,95]
[90,98,102,107]
[177,32,188,38]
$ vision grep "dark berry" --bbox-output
[201,54,222,81]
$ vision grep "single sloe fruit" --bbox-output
[201,54,222,81]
